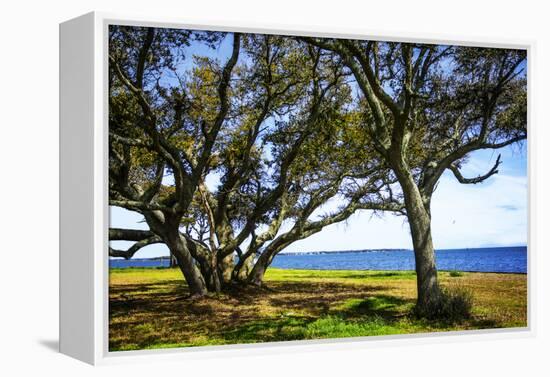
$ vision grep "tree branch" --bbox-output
[300,37,387,142]
[135,28,155,89]
[109,228,155,241]
[193,33,241,180]
[110,199,175,214]
[109,235,163,259]
[342,40,403,119]
[448,154,501,184]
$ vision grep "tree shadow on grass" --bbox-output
[264,281,392,314]
[216,292,502,345]
[109,277,504,351]
[221,316,313,343]
[109,279,400,349]
[334,294,411,318]
[216,295,411,344]
[214,293,420,344]
[218,295,413,344]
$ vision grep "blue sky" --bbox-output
[109,33,528,258]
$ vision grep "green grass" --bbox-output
[449,270,465,277]
[109,268,527,351]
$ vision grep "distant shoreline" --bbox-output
[109,245,528,260]
[279,245,527,256]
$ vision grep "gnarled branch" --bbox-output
[448,154,501,184]
[109,235,163,259]
[109,228,155,241]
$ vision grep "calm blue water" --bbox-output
[271,246,527,273]
[109,246,527,273]
[110,258,172,268]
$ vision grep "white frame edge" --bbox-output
[60,12,96,364]
[59,11,536,366]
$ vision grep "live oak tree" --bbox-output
[108,29,401,295]
[196,54,402,286]
[303,38,527,314]
[178,34,322,291]
[189,38,403,288]
[109,26,242,297]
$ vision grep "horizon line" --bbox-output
[108,244,528,259]
[279,244,527,254]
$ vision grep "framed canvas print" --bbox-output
[60,12,532,365]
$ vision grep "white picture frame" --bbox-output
[59,11,535,365]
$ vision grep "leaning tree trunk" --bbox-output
[398,171,441,314]
[247,241,287,286]
[247,235,295,286]
[247,251,271,286]
[165,234,208,297]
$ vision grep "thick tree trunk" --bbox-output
[218,253,235,284]
[196,256,220,293]
[233,253,255,282]
[166,234,208,297]
[406,194,441,311]
[205,271,221,293]
[397,168,441,313]
[247,237,294,286]
[143,211,209,297]
[181,238,221,293]
[247,251,273,286]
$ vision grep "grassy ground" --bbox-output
[109,268,527,351]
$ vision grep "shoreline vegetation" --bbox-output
[109,268,527,351]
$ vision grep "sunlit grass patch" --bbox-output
[448,270,465,277]
[263,269,418,283]
[304,315,401,338]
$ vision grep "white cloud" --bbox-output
[430,172,527,249]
